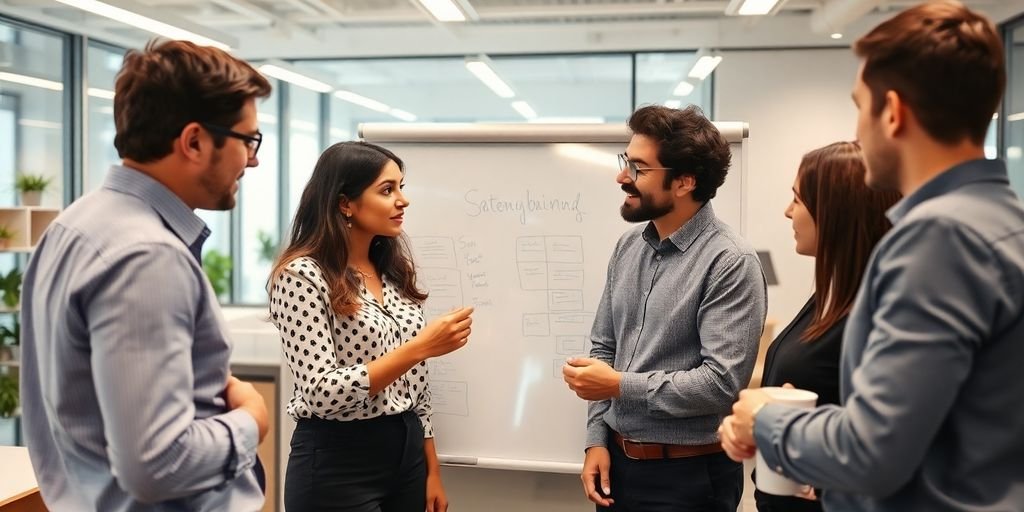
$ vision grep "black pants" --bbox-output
[597,437,743,512]
[284,411,426,512]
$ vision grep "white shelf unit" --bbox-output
[0,207,60,251]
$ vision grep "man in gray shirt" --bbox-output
[563,105,766,511]
[20,40,271,510]
[722,3,1024,511]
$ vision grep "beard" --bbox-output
[619,183,673,223]
[200,150,239,211]
[863,139,902,192]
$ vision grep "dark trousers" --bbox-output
[597,437,743,512]
[284,411,426,512]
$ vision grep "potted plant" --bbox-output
[0,268,21,310]
[0,226,13,250]
[0,321,18,362]
[202,250,232,302]
[16,173,52,206]
[0,373,17,419]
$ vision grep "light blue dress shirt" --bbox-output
[19,165,263,511]
[755,159,1024,511]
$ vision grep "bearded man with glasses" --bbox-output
[562,105,767,512]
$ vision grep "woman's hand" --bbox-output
[413,307,474,359]
[426,471,448,512]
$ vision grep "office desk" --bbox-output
[0,446,45,512]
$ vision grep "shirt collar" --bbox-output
[103,164,211,251]
[641,202,716,252]
[887,159,1009,224]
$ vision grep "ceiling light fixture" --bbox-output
[53,0,234,50]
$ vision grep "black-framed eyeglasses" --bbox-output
[200,122,262,159]
[617,153,672,181]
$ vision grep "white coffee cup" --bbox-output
[754,387,819,496]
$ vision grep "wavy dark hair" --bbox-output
[270,141,426,316]
[797,141,900,341]
[627,105,731,202]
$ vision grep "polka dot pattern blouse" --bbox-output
[270,256,433,437]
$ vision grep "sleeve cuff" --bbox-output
[585,426,607,449]
[215,408,260,480]
[753,402,796,473]
[618,371,648,405]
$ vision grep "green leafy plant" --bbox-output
[0,373,17,418]
[15,173,52,192]
[202,250,232,301]
[0,226,14,240]
[0,268,21,310]
[256,230,278,264]
[0,319,19,346]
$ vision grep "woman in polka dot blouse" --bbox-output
[270,141,474,512]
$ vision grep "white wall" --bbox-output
[716,48,861,327]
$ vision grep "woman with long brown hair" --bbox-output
[270,141,473,512]
[754,141,900,512]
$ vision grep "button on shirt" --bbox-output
[755,159,1024,511]
[19,165,263,511]
[270,257,434,436]
[587,203,767,447]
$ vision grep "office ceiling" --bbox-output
[0,0,1020,58]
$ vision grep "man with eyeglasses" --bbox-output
[20,39,271,511]
[562,105,766,511]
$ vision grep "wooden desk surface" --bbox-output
[0,446,40,508]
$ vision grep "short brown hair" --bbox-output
[627,105,731,203]
[114,39,272,162]
[854,1,1004,145]
[796,142,900,341]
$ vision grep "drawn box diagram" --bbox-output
[518,261,548,290]
[550,312,595,336]
[421,268,463,318]
[555,335,587,355]
[547,262,584,289]
[552,359,567,379]
[430,380,469,416]
[548,290,584,311]
[410,237,458,268]
[522,313,550,337]
[428,359,458,378]
[545,237,584,263]
[516,236,547,262]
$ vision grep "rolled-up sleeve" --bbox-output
[755,219,995,496]
[86,245,258,503]
[618,253,766,418]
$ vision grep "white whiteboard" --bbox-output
[361,123,748,473]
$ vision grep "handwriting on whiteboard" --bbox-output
[463,189,586,224]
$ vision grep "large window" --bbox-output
[635,52,713,112]
[0,19,68,207]
[238,79,281,304]
[286,86,322,220]
[84,41,126,192]
[310,53,712,158]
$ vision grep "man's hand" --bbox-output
[226,376,269,442]
[580,447,614,507]
[562,358,621,401]
[719,387,775,462]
